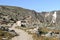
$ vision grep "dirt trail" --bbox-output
[9,23,33,40]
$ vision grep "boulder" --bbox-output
[0,26,5,31]
[16,21,21,27]
[4,27,9,31]
[9,30,18,36]
[45,31,55,37]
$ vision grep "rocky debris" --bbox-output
[44,31,55,37]
[47,26,60,30]
[0,26,9,31]
[0,26,5,30]
[9,30,18,36]
[47,27,56,30]
[0,26,18,36]
[26,27,43,36]
[16,20,27,27]
[41,31,60,38]
[53,32,60,38]
[2,37,8,40]
[32,27,39,34]
[16,21,21,27]
[26,27,39,34]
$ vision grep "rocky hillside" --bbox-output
[0,5,60,27]
[0,5,42,23]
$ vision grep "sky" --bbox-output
[0,0,60,12]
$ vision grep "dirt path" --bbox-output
[9,23,33,40]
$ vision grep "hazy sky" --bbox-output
[0,0,60,12]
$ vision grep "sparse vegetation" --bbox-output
[0,5,60,40]
[0,30,15,40]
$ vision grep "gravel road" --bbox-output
[9,23,33,40]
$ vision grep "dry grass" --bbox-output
[32,27,60,40]
[0,30,15,40]
[32,33,59,40]
[16,26,60,40]
[39,27,60,33]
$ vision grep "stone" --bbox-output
[45,31,55,37]
[16,21,21,27]
[9,30,18,36]
[26,27,39,34]
[0,26,5,31]
[4,27,9,31]
[2,37,8,40]
[32,27,39,33]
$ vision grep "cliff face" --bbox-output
[0,5,60,27]
[40,11,60,26]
